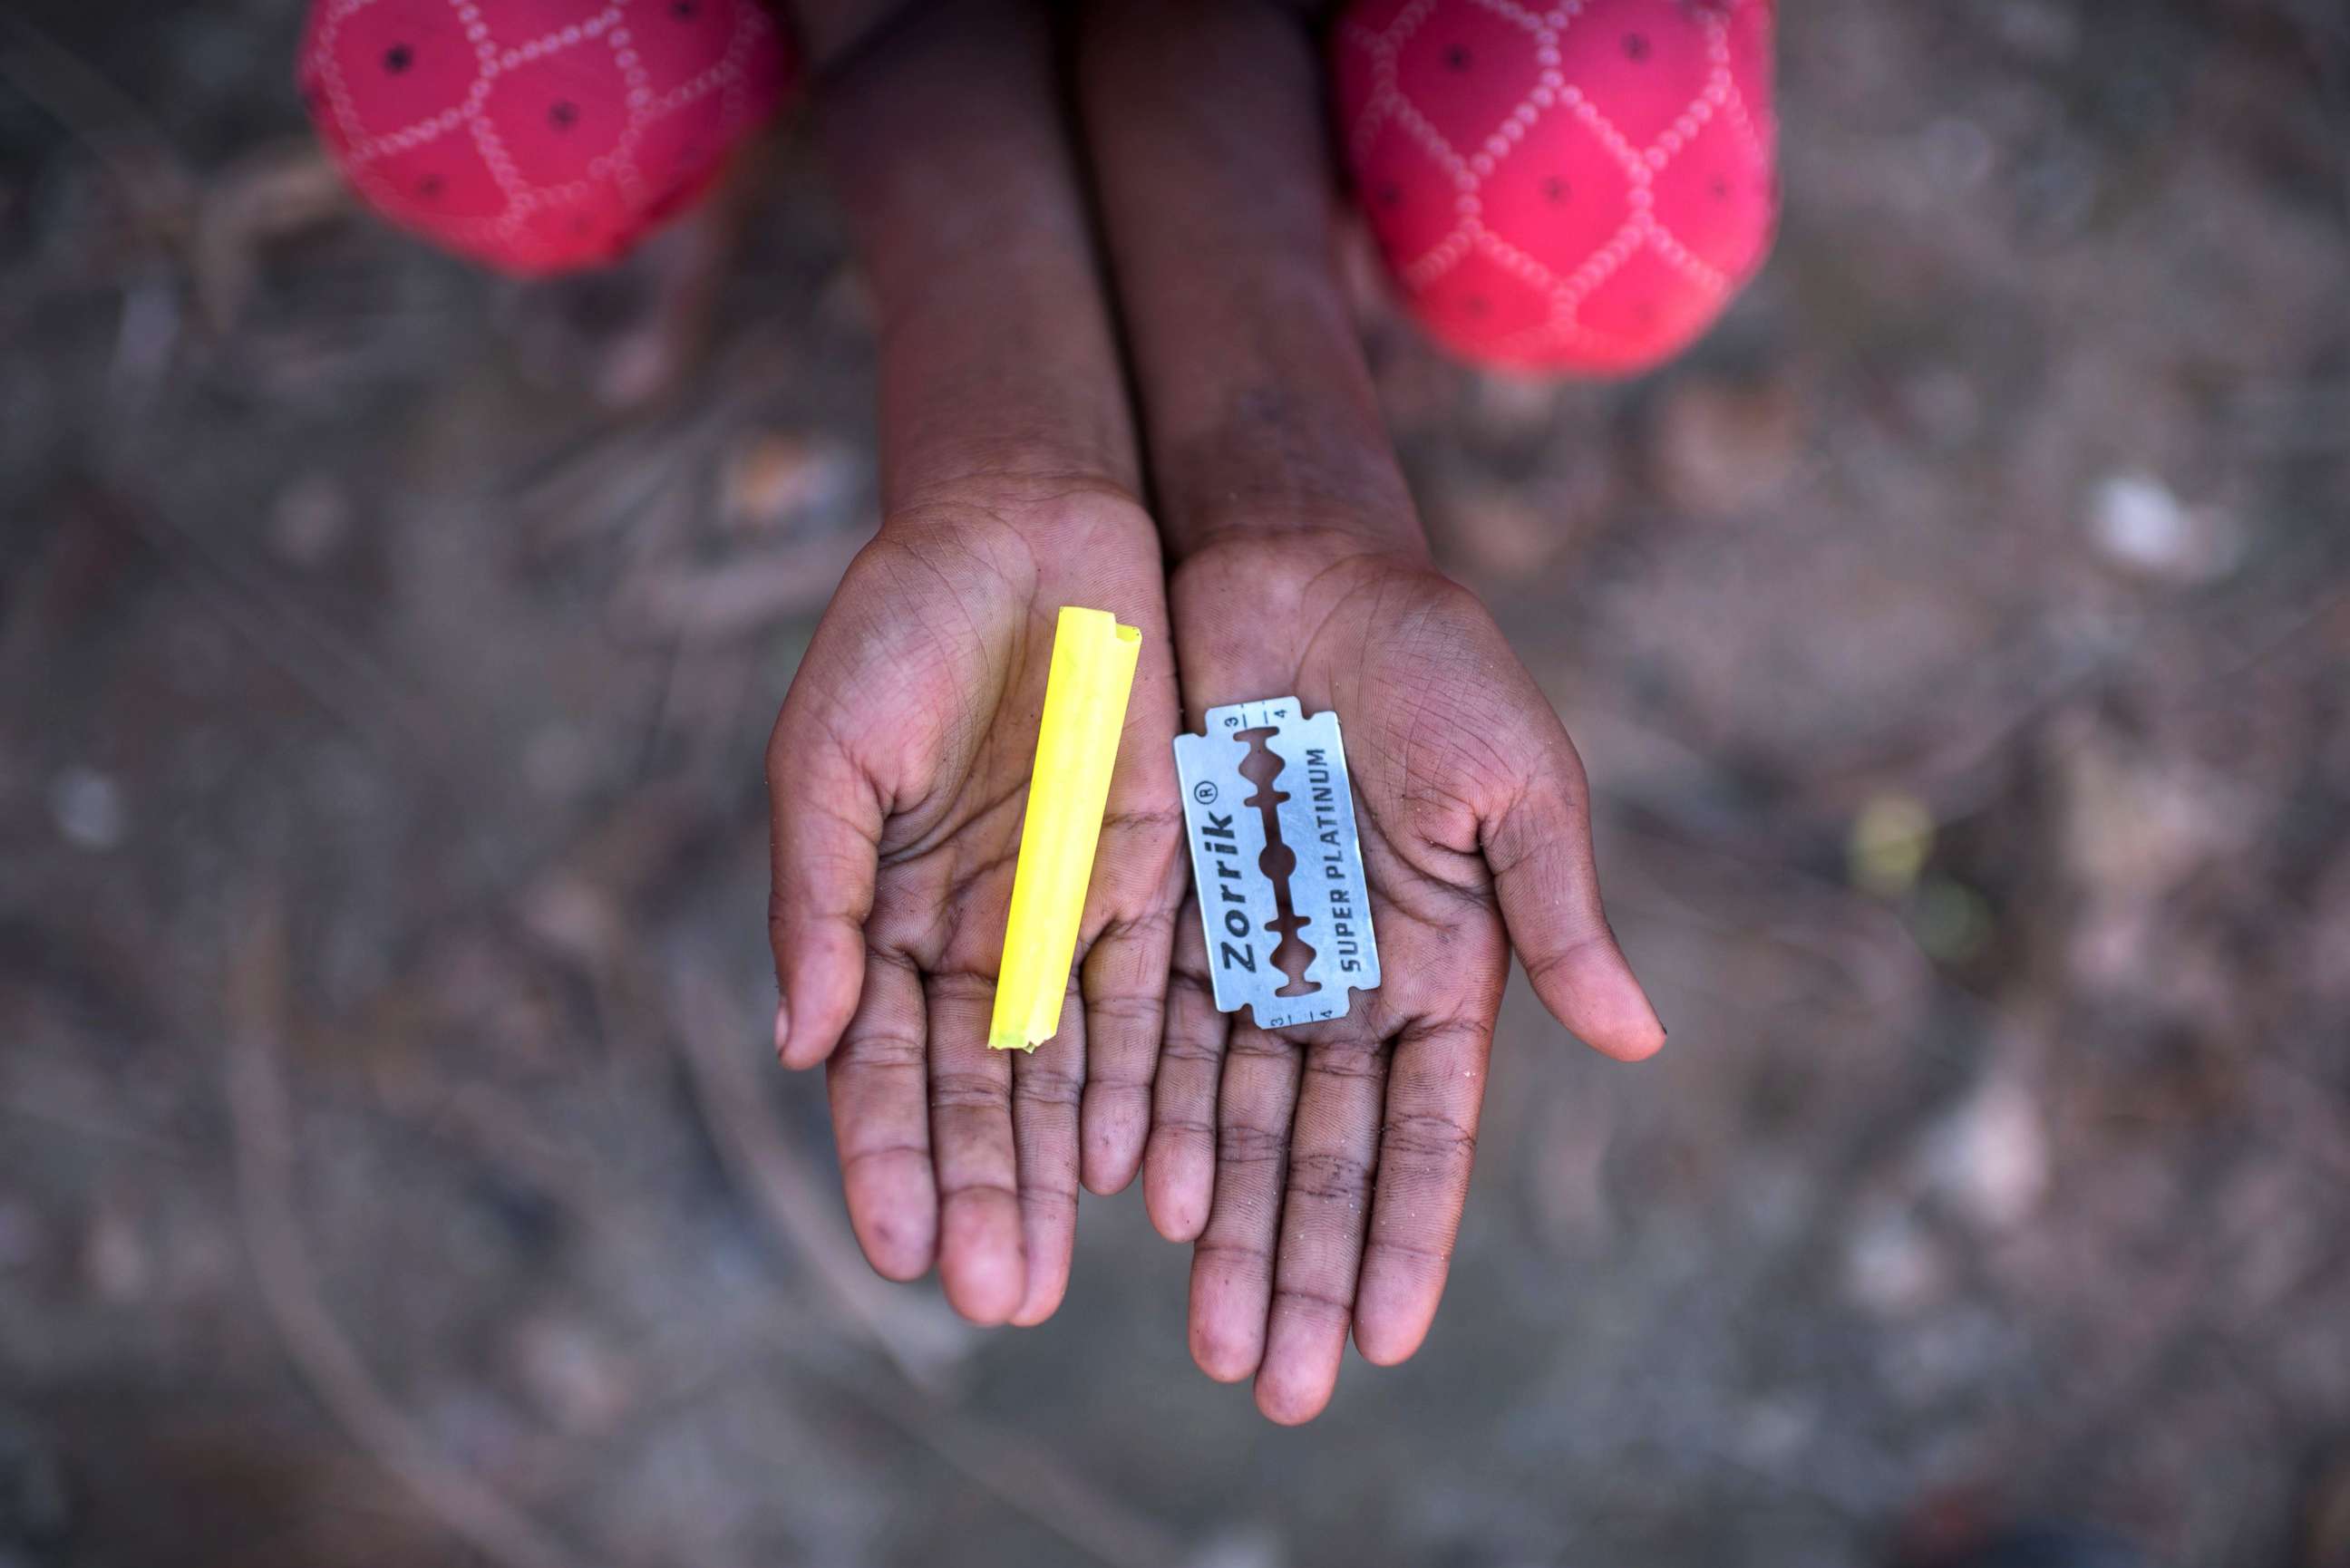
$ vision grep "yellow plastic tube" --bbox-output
[988,606,1141,1052]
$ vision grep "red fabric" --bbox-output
[1335,0,1778,375]
[298,0,793,276]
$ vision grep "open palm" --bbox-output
[767,498,1185,1328]
[764,0,1193,1329]
[1069,0,1668,1420]
[1147,541,1664,1418]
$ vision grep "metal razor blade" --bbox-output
[1172,697,1381,1030]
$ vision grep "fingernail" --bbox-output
[772,998,791,1061]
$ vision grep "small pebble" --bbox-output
[1650,377,1801,518]
[2086,471,2243,584]
[270,469,353,566]
[49,766,126,851]
[724,432,858,534]
[1845,1204,1946,1316]
[1849,792,1935,898]
[1926,1073,2049,1230]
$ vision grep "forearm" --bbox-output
[1077,0,1427,566]
[814,0,1141,513]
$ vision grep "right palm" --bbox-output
[765,488,1187,1327]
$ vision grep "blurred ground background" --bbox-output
[5,1,2350,1565]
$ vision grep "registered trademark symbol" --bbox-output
[1192,780,1219,805]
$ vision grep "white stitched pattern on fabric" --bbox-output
[310,0,776,249]
[1342,0,1772,363]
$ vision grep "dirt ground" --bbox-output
[5,2,2350,1566]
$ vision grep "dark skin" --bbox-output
[767,0,1665,1420]
[764,0,1187,1328]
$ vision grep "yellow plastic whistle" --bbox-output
[988,606,1141,1052]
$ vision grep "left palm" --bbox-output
[767,489,1187,1328]
[1148,537,1665,1423]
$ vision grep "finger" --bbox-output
[1063,329,1186,1206]
[1075,672,1187,1197]
[1078,899,1178,1196]
[824,949,936,1280]
[1188,1028,1301,1383]
[1485,747,1666,1062]
[924,971,1025,1325]
[1354,1017,1489,1366]
[1145,895,1229,1243]
[1257,1031,1386,1425]
[1008,982,1085,1326]
[767,713,884,1070]
[1073,621,1188,1205]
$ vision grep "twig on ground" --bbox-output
[0,11,197,244]
[666,958,1184,1568]
[224,887,610,1568]
[783,1354,1187,1568]
[193,139,350,334]
[86,483,507,888]
[666,955,973,1389]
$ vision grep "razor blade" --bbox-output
[1172,697,1381,1030]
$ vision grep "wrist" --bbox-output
[1142,372,1433,571]
[1167,525,1431,616]
[817,0,1144,510]
[880,474,1159,560]
[1166,506,1429,576]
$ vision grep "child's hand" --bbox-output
[765,0,1184,1327]
[1152,539,1664,1416]
[1078,0,1665,1420]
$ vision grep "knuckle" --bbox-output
[1304,1041,1385,1083]
[1083,992,1164,1031]
[837,1031,926,1072]
[1085,1056,1155,1091]
[1270,1284,1355,1327]
[929,1071,1006,1111]
[1192,1238,1276,1282]
[1381,1110,1476,1165]
[1219,1124,1291,1168]
[1159,1031,1227,1067]
[1013,1066,1083,1108]
[840,1140,929,1177]
[1019,1183,1078,1215]
[1169,963,1220,1002]
[1520,929,1610,992]
[1366,1230,1454,1269]
[940,1176,1019,1205]
[1286,1149,1374,1204]
[1098,807,1187,842]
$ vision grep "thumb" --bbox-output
[1482,742,1665,1063]
[765,697,884,1070]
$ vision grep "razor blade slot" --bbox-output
[1236,727,1320,1000]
